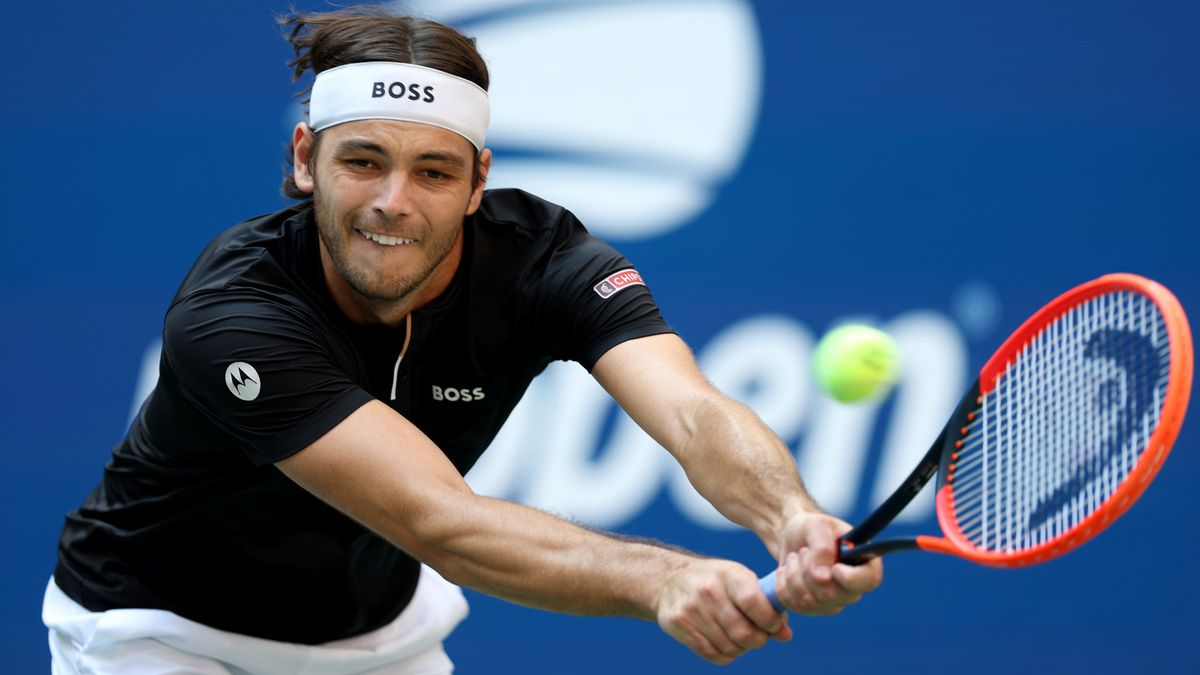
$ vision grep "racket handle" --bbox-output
[839,541,873,566]
[757,542,871,613]
[758,570,785,612]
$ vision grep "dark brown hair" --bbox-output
[278,6,490,200]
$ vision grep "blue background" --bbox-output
[3,1,1197,672]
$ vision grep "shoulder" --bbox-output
[472,188,626,260]
[164,206,333,359]
[175,205,315,300]
[473,188,597,253]
[475,188,577,234]
[465,190,634,301]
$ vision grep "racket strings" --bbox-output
[948,291,1171,554]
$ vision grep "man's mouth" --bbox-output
[357,229,416,246]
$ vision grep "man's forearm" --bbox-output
[408,490,698,619]
[671,391,821,553]
[589,334,823,554]
[279,401,704,620]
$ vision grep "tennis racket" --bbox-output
[759,273,1193,612]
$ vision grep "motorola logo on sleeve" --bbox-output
[394,0,763,241]
[225,362,261,401]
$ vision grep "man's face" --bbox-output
[293,119,489,314]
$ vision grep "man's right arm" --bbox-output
[276,399,790,664]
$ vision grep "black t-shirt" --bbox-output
[54,188,672,644]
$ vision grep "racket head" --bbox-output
[922,273,1192,567]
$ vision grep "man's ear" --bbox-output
[292,122,316,194]
[466,148,492,216]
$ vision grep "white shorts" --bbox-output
[43,565,469,675]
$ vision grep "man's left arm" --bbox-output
[591,333,883,615]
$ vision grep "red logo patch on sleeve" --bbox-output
[593,269,646,299]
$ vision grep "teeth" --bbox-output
[358,229,415,246]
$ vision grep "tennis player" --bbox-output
[44,7,881,673]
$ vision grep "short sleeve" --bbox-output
[536,218,675,370]
[162,289,373,465]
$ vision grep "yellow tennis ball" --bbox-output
[812,324,900,403]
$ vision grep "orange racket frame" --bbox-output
[920,273,1193,566]
[760,273,1191,610]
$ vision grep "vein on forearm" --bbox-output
[671,391,819,543]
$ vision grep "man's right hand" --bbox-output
[655,559,792,665]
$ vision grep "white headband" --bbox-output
[308,61,490,151]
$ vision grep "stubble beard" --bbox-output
[313,185,461,304]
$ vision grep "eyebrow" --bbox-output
[415,151,467,168]
[333,139,389,156]
[332,140,468,168]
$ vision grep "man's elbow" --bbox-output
[388,487,480,586]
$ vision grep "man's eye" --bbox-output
[345,158,375,168]
[423,169,452,180]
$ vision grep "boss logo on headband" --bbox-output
[372,82,436,103]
